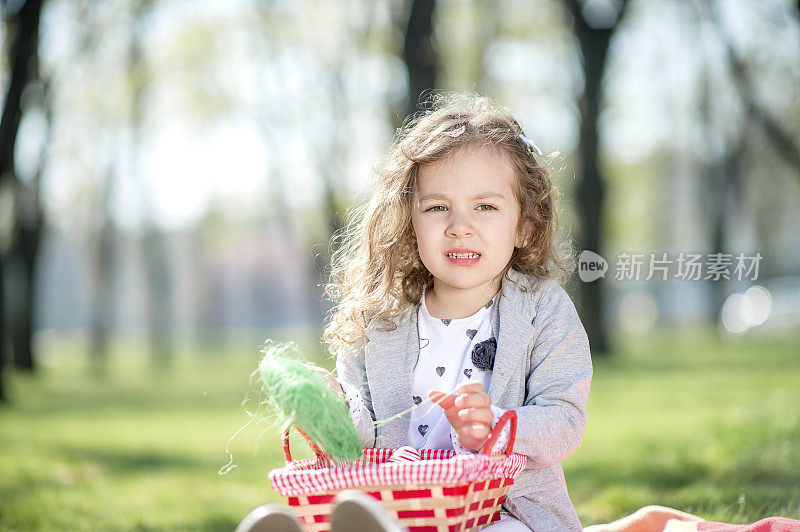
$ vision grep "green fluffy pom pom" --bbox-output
[257,341,362,462]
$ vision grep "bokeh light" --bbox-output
[721,286,773,333]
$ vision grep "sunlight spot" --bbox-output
[743,286,772,326]
[721,293,750,334]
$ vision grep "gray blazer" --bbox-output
[336,269,592,531]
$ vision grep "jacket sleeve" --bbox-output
[335,338,376,449]
[508,279,593,468]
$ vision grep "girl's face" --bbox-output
[411,145,527,306]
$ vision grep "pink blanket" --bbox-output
[584,506,800,532]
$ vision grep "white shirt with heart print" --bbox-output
[407,290,504,450]
[340,291,508,454]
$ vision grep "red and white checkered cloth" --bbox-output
[269,448,526,497]
[386,446,422,462]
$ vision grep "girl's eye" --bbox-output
[477,204,497,211]
[426,205,447,212]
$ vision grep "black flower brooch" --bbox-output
[471,337,497,371]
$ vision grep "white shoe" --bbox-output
[235,504,303,532]
[331,490,406,532]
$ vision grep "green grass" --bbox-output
[0,328,798,530]
[566,328,800,525]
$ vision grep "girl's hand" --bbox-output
[428,381,493,451]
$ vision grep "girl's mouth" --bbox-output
[445,251,481,265]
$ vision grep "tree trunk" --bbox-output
[89,163,116,377]
[143,227,172,370]
[403,0,438,120]
[705,141,746,324]
[565,0,628,356]
[575,43,609,356]
[0,0,44,183]
[707,158,729,318]
[0,0,45,381]
[11,77,50,375]
[10,181,44,372]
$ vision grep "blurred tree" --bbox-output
[313,1,377,331]
[710,3,800,177]
[249,5,293,233]
[89,157,117,377]
[565,0,629,357]
[692,2,740,322]
[247,0,379,334]
[693,2,800,319]
[0,0,45,400]
[468,0,495,93]
[433,0,496,94]
[70,1,120,378]
[698,59,743,319]
[127,0,174,369]
[696,1,800,319]
[403,0,438,119]
[8,79,50,376]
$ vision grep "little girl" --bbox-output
[324,93,592,532]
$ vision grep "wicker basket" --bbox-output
[268,410,527,532]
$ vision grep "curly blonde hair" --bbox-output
[323,93,572,356]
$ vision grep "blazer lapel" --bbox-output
[364,307,419,448]
[488,270,538,406]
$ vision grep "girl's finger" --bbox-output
[428,389,456,409]
[465,423,490,440]
[458,407,493,424]
[454,392,491,409]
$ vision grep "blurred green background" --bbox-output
[1,0,799,530]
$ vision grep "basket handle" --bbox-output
[282,426,328,462]
[479,410,517,456]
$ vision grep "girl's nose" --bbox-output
[446,212,474,238]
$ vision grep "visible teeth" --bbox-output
[448,253,479,259]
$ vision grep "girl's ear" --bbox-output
[406,226,417,248]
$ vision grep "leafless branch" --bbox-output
[708,3,800,175]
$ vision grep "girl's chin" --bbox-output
[432,275,501,293]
